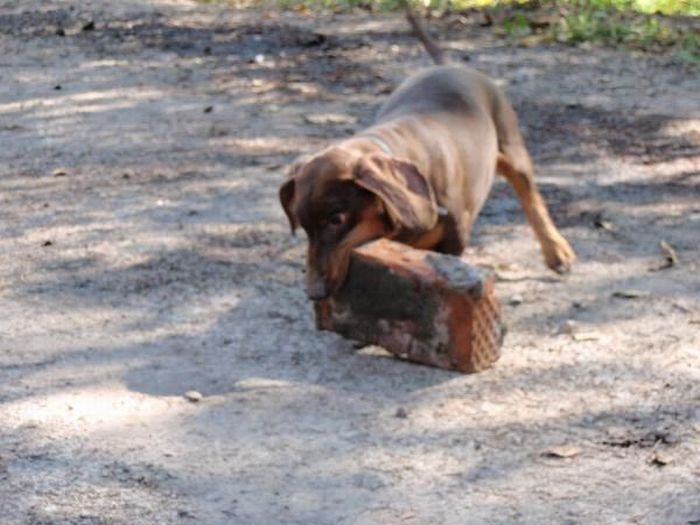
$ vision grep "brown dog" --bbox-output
[279,7,575,300]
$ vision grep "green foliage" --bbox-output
[270,0,699,62]
[543,0,700,62]
[587,0,700,16]
[273,0,699,14]
[502,11,533,37]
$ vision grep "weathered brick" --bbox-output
[314,239,505,373]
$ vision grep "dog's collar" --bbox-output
[362,133,393,156]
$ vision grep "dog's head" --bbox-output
[279,146,437,299]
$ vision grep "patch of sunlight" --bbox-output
[7,385,177,434]
[660,119,700,137]
[77,58,132,70]
[36,101,151,120]
[397,377,662,434]
[224,136,295,152]
[0,87,164,115]
[235,377,300,390]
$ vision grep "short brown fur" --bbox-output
[279,6,575,299]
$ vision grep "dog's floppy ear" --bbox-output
[279,179,297,233]
[279,154,312,234]
[353,156,437,232]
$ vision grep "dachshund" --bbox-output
[279,4,575,300]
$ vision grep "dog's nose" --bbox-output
[305,277,329,300]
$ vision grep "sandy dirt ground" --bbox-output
[1,1,699,523]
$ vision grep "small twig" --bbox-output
[660,240,678,266]
[650,240,679,271]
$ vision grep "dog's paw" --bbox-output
[543,237,576,274]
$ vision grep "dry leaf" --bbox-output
[612,290,650,299]
[571,331,601,342]
[519,34,547,48]
[542,445,581,458]
[594,218,617,232]
[660,240,678,265]
[562,320,600,341]
[304,113,357,126]
[651,240,679,271]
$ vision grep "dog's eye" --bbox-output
[327,212,348,227]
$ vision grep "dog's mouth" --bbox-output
[306,283,329,301]
[306,251,354,300]
[305,272,332,300]
[306,270,350,300]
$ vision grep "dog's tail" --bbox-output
[398,0,447,65]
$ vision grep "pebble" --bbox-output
[184,390,203,403]
[650,451,673,467]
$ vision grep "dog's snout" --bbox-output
[305,271,329,300]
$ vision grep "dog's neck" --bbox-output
[359,133,393,156]
[339,133,394,157]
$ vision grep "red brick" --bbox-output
[314,239,505,373]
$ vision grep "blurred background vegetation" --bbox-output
[264,0,700,62]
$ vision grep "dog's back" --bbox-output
[376,65,496,123]
[377,3,575,273]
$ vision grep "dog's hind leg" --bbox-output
[493,99,575,273]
